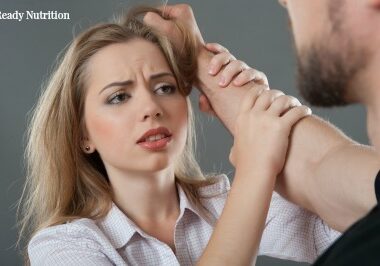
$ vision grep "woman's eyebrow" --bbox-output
[150,72,174,80]
[99,72,174,95]
[99,80,133,95]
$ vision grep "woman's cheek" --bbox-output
[87,113,123,148]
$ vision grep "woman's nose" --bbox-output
[142,110,162,121]
[139,93,164,122]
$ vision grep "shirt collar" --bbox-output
[176,181,203,219]
[97,181,215,249]
[176,181,217,226]
[97,202,140,249]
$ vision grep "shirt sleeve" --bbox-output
[259,192,341,263]
[28,224,115,266]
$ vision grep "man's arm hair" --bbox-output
[196,47,380,231]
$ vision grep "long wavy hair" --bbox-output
[17,7,217,263]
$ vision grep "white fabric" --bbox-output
[28,174,340,265]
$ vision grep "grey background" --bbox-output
[0,0,368,265]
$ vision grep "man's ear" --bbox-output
[369,0,380,8]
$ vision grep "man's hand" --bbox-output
[143,4,204,51]
[199,43,269,119]
[143,4,262,133]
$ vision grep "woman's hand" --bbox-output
[230,88,311,176]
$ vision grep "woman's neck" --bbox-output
[107,166,180,226]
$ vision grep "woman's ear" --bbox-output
[81,134,96,154]
[81,124,96,153]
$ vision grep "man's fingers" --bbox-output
[232,69,266,86]
[205,43,229,54]
[208,52,236,76]
[160,4,192,19]
[157,4,176,18]
[218,60,248,87]
[143,11,168,32]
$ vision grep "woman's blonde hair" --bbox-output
[18,6,217,263]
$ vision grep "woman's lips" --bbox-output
[137,126,172,144]
[137,135,172,151]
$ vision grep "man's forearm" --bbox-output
[196,48,254,134]
[278,115,379,231]
[196,46,380,231]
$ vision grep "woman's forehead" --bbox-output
[86,39,173,89]
[92,39,169,70]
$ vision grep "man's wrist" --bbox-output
[195,45,214,92]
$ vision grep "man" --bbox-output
[144,1,380,265]
[278,0,380,265]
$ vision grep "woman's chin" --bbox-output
[146,159,172,172]
[130,156,173,173]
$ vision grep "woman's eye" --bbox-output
[107,92,130,104]
[155,84,176,95]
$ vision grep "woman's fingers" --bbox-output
[239,85,269,114]
[267,95,301,116]
[253,90,285,111]
[282,105,312,126]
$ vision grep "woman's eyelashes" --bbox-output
[106,84,177,105]
[154,83,177,95]
[107,91,131,105]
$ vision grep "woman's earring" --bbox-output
[85,146,90,152]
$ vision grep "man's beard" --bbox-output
[296,43,357,107]
[295,2,369,107]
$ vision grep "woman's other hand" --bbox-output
[230,89,311,176]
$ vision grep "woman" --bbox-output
[18,7,311,265]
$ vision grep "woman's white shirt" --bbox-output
[28,174,340,265]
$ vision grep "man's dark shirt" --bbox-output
[313,171,380,266]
